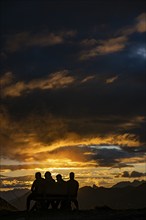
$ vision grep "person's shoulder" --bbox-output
[75,179,79,185]
[32,179,37,185]
[50,178,55,183]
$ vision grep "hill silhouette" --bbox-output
[0,197,17,212]
[11,191,32,211]
[2,181,145,211]
[0,188,29,202]
[78,182,146,210]
[112,180,146,188]
[0,182,146,220]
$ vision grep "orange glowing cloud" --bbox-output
[1,102,145,170]
[1,70,75,97]
[80,36,128,60]
[4,30,77,52]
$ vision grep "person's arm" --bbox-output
[76,181,79,191]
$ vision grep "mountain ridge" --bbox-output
[0,180,146,211]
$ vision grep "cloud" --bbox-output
[0,108,70,162]
[122,171,130,177]
[80,39,97,47]
[81,75,96,83]
[96,36,127,55]
[0,171,113,189]
[32,144,146,168]
[0,72,13,86]
[136,48,146,58]
[131,171,146,178]
[80,13,146,60]
[105,75,118,84]
[117,116,146,130]
[135,13,146,33]
[2,81,26,97]
[80,36,128,60]
[0,101,145,164]
[1,70,75,97]
[112,163,133,169]
[4,30,77,52]
[0,165,40,172]
[122,170,146,178]
[0,175,34,181]
[119,13,146,35]
[90,147,134,167]
[0,179,31,189]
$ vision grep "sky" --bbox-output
[0,0,146,190]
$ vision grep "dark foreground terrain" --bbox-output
[0,208,146,220]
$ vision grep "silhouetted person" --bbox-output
[67,172,79,210]
[55,174,68,209]
[26,172,45,211]
[44,171,56,209]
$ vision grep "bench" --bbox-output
[30,194,77,211]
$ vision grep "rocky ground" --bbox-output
[0,208,146,220]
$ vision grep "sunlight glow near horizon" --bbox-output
[90,145,122,150]
[1,140,146,190]
[1,161,146,190]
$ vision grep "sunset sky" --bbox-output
[0,0,146,190]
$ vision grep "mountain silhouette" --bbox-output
[0,188,29,202]
[0,197,17,211]
[112,180,146,188]
[11,191,31,211]
[78,182,146,210]
[4,181,146,211]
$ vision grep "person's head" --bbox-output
[45,171,51,179]
[69,172,75,180]
[56,174,62,182]
[35,172,41,179]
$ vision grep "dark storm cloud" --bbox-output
[1,92,145,164]
[30,145,146,168]
[0,106,70,161]
[0,65,145,163]
[122,170,146,178]
[3,30,76,53]
[79,12,146,60]
[0,0,145,166]
[1,144,145,169]
[122,146,146,153]
[1,69,145,117]
[89,146,145,167]
[122,171,130,177]
[130,171,146,177]
[0,74,145,162]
